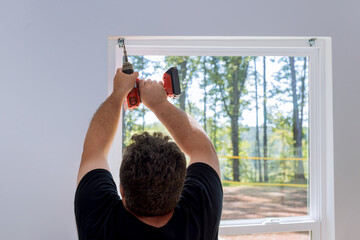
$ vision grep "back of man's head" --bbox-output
[120,131,186,217]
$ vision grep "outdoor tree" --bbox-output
[201,56,208,132]
[289,57,307,183]
[263,56,269,182]
[274,56,308,183]
[208,57,222,152]
[269,112,294,182]
[253,57,263,182]
[214,56,251,182]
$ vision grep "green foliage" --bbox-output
[122,55,309,185]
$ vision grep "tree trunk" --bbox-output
[254,57,262,182]
[299,57,307,181]
[210,57,220,152]
[212,94,218,151]
[289,57,305,183]
[263,56,269,182]
[231,58,241,182]
[179,59,188,111]
[217,57,249,182]
[300,57,307,137]
[231,114,240,181]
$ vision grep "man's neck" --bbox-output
[122,198,174,228]
[137,210,174,228]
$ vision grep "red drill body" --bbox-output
[124,67,181,110]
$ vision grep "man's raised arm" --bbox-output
[139,79,220,177]
[77,69,139,185]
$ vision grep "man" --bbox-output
[75,68,223,239]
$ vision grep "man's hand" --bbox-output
[113,68,139,98]
[139,79,167,110]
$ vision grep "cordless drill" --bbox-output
[119,39,181,110]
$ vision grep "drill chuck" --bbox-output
[122,62,134,74]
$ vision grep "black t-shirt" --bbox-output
[74,162,223,240]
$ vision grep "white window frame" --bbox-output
[107,36,334,240]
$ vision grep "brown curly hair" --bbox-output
[120,131,186,217]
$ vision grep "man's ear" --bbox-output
[120,185,124,198]
[120,186,127,207]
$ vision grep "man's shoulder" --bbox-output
[173,163,223,240]
[186,162,222,186]
[180,162,223,217]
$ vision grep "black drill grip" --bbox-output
[122,68,134,74]
[122,61,134,75]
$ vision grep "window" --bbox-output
[107,37,334,240]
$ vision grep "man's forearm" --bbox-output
[82,93,125,158]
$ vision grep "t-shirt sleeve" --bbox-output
[74,169,120,239]
[180,162,223,230]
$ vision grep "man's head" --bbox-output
[120,131,186,217]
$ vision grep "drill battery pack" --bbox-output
[163,67,181,99]
[125,67,181,110]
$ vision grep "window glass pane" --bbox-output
[123,55,309,220]
[220,231,310,240]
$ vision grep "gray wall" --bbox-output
[0,0,358,239]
